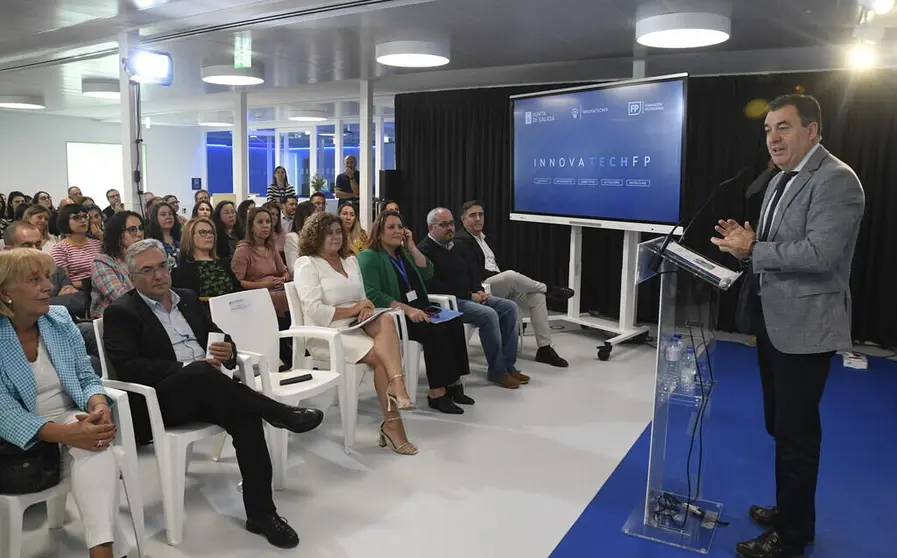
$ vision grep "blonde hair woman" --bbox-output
[22,204,58,253]
[339,202,368,255]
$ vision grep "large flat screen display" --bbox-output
[511,76,686,226]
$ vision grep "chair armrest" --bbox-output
[102,379,167,447]
[428,294,458,311]
[235,351,259,390]
[249,327,346,396]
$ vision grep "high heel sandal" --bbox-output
[379,417,418,455]
[387,373,416,411]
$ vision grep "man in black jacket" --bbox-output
[418,208,527,389]
[454,200,572,368]
[103,239,323,549]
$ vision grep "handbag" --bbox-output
[0,438,61,495]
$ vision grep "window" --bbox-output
[65,142,123,205]
[315,124,336,195]
[249,129,275,196]
[279,131,311,196]
[206,131,233,194]
[383,120,395,170]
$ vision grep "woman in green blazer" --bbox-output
[357,210,472,414]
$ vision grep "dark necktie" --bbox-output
[759,171,798,241]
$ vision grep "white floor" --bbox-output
[20,324,659,558]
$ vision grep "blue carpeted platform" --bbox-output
[551,341,897,558]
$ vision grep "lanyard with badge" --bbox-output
[389,253,418,302]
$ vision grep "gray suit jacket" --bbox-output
[748,145,864,354]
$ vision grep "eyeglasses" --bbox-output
[195,229,214,237]
[70,214,88,221]
[124,225,145,235]
[436,220,454,228]
[135,261,170,277]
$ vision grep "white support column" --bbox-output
[567,226,583,319]
[333,118,343,191]
[233,90,249,200]
[119,31,141,212]
[619,59,646,331]
[309,127,318,196]
[359,80,374,229]
[374,114,384,200]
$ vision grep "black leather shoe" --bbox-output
[535,345,568,368]
[735,530,804,558]
[447,384,475,405]
[246,513,299,548]
[749,506,814,545]
[428,394,464,414]
[269,407,324,434]
[547,286,575,301]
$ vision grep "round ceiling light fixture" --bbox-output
[201,64,265,86]
[375,40,450,68]
[288,109,328,122]
[82,78,120,100]
[636,12,731,49]
[0,95,46,110]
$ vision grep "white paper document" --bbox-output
[339,308,395,332]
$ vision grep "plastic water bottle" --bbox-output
[680,346,696,395]
[663,334,683,394]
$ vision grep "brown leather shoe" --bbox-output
[491,374,521,389]
[510,371,530,384]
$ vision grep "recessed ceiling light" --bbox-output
[0,95,46,110]
[288,109,328,122]
[636,13,731,49]
[82,78,120,100]
[375,40,450,68]
[848,43,877,69]
[201,64,265,86]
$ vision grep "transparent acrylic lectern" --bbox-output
[622,237,741,554]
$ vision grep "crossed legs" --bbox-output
[361,313,413,449]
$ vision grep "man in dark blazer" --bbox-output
[455,200,572,368]
[103,239,324,549]
[418,207,526,389]
[713,94,865,558]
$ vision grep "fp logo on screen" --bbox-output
[628,101,643,116]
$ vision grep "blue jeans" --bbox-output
[457,296,518,381]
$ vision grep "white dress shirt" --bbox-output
[760,143,822,233]
[473,232,500,273]
[138,290,205,365]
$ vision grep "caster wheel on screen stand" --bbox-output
[597,342,612,361]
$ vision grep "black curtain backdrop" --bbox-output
[395,71,897,348]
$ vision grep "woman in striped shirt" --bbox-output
[90,211,145,318]
[266,165,296,203]
[51,204,102,290]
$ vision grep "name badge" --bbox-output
[406,290,418,302]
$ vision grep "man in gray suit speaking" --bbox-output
[712,94,864,558]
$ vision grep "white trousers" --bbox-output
[56,410,130,554]
[484,270,551,348]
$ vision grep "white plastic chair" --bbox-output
[284,281,421,405]
[94,318,252,546]
[208,289,346,490]
[0,388,146,558]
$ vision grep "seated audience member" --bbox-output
[34,190,54,210]
[310,192,326,213]
[296,213,416,454]
[90,211,145,318]
[102,189,123,220]
[103,240,322,549]
[4,221,88,319]
[284,201,316,274]
[51,203,102,290]
[358,210,473,414]
[148,201,182,268]
[0,194,8,237]
[419,208,526,388]
[23,203,59,253]
[6,191,27,220]
[172,217,241,301]
[454,200,572,368]
[236,199,256,237]
[261,201,286,255]
[164,195,188,225]
[192,200,213,219]
[67,187,84,205]
[339,202,369,255]
[379,200,400,214]
[281,195,298,234]
[0,248,129,558]
[232,207,292,368]
[213,200,240,258]
[86,204,105,241]
[13,202,30,222]
[142,191,155,206]
[194,189,211,205]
